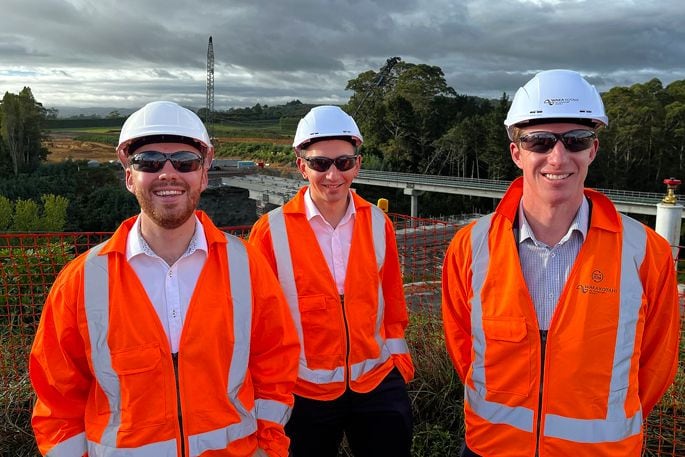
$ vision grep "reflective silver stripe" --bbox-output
[466,386,534,431]
[466,214,534,432]
[46,432,86,457]
[468,214,494,397]
[544,215,646,442]
[85,244,179,454]
[370,206,387,376]
[84,243,122,446]
[349,338,409,380]
[268,208,307,366]
[269,207,342,383]
[189,235,257,456]
[269,204,394,385]
[188,420,257,457]
[87,437,177,456]
[350,345,391,380]
[299,365,345,384]
[370,205,386,270]
[468,213,648,441]
[255,398,291,426]
[385,337,410,355]
[225,235,252,412]
[85,236,258,455]
[544,413,642,444]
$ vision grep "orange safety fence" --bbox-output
[0,216,682,456]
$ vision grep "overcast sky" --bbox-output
[1,0,684,114]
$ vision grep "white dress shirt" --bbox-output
[304,188,356,295]
[126,214,208,353]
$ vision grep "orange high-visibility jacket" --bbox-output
[30,211,300,457]
[442,178,680,457]
[249,187,414,400]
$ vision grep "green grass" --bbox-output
[1,330,39,457]
[212,120,292,139]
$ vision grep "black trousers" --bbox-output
[285,368,413,457]
[460,442,482,457]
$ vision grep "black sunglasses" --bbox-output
[518,129,596,153]
[302,155,358,172]
[129,151,204,173]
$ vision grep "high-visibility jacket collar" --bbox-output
[495,177,621,233]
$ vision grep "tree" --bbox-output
[0,87,48,175]
[598,79,669,191]
[12,198,41,231]
[41,194,69,232]
[346,59,462,172]
[0,196,12,231]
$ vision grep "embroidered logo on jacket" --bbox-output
[576,270,617,294]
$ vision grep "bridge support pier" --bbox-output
[404,187,421,223]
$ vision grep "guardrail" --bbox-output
[355,170,683,216]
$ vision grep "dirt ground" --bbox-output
[44,137,116,163]
[43,134,291,163]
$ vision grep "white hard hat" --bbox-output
[117,101,212,155]
[293,105,363,150]
[504,69,608,140]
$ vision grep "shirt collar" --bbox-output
[303,187,356,227]
[518,197,589,246]
[126,213,208,261]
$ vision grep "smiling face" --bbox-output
[296,138,361,213]
[510,122,598,210]
[122,141,212,230]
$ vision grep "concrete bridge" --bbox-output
[220,169,684,219]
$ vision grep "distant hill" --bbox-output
[49,106,137,119]
[48,100,325,121]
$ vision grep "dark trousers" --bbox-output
[285,368,413,457]
[460,442,482,457]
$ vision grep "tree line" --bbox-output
[344,59,685,193]
[1,61,684,232]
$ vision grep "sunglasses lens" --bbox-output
[130,151,202,173]
[334,156,357,171]
[305,155,357,172]
[171,152,203,172]
[519,130,595,153]
[519,133,558,153]
[562,130,595,152]
[131,152,165,172]
[307,157,334,172]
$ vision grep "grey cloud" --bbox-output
[0,0,683,109]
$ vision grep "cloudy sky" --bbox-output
[1,0,684,114]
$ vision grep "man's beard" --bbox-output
[135,184,200,229]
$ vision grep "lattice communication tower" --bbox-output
[206,36,215,139]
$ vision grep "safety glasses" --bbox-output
[302,155,358,172]
[518,129,596,153]
[129,151,204,173]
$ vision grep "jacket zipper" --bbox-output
[172,352,186,457]
[340,294,351,386]
[535,330,548,457]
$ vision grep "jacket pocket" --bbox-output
[482,316,531,397]
[299,294,344,367]
[110,343,167,429]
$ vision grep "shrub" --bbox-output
[406,309,464,456]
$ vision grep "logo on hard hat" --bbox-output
[544,98,580,106]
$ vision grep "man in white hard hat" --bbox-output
[441,70,680,456]
[249,105,415,456]
[30,101,300,457]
